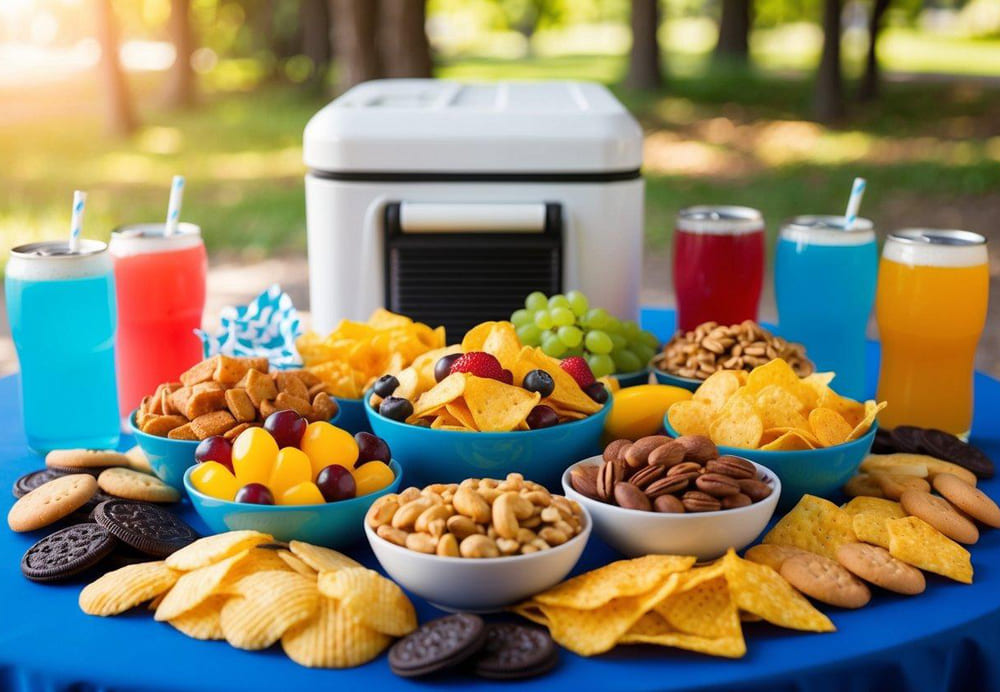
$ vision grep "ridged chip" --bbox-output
[166,530,273,571]
[887,516,973,584]
[288,541,361,573]
[79,561,180,616]
[219,570,319,650]
[763,494,857,560]
[282,597,391,668]
[169,595,227,640]
[531,554,695,610]
[218,547,293,591]
[317,567,416,636]
[277,550,318,579]
[154,550,249,621]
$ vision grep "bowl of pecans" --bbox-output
[562,435,780,560]
[651,320,813,391]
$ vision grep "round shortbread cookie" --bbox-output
[933,473,1000,528]
[98,468,180,503]
[780,552,871,609]
[124,446,153,474]
[743,544,812,572]
[899,489,979,545]
[7,474,98,532]
[835,542,926,595]
[46,449,130,470]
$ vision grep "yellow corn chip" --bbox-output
[430,412,463,429]
[169,595,228,640]
[848,400,886,440]
[667,400,714,437]
[289,541,362,573]
[80,561,180,616]
[808,407,853,447]
[760,431,816,451]
[887,516,973,583]
[445,400,479,431]
[463,376,541,432]
[763,494,856,560]
[165,530,273,571]
[531,555,696,610]
[410,373,467,419]
[317,567,417,637]
[461,321,499,352]
[512,346,601,415]
[155,550,249,622]
[391,367,421,402]
[282,597,392,668]
[621,608,746,659]
[220,570,319,650]
[655,576,738,640]
[480,322,521,369]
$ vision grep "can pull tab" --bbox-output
[398,202,547,233]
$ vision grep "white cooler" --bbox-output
[303,79,644,338]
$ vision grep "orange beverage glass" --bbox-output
[110,223,207,419]
[876,229,989,437]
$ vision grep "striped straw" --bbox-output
[165,175,185,236]
[68,190,87,253]
[844,177,867,230]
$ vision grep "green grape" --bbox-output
[587,354,615,378]
[563,345,585,359]
[604,316,622,335]
[612,349,643,373]
[525,291,548,312]
[566,290,589,316]
[510,309,531,327]
[533,310,554,330]
[638,330,660,349]
[542,334,568,357]
[550,307,575,327]
[633,343,656,365]
[585,330,613,355]
[516,323,542,345]
[547,294,570,310]
[583,308,610,330]
[622,320,640,340]
[557,325,583,348]
[609,333,627,352]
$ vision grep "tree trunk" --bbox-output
[625,0,663,89]
[379,0,432,78]
[330,0,381,92]
[858,0,890,102]
[300,0,332,87]
[814,0,843,122]
[95,0,137,136]
[714,0,750,64]
[164,0,196,108]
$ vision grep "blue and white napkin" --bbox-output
[197,284,303,369]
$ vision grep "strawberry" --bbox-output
[500,369,514,385]
[560,356,595,388]
[450,351,505,381]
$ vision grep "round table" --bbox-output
[2,342,999,691]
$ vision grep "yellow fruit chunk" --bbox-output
[353,461,395,497]
[300,422,359,478]
[232,428,279,485]
[190,462,240,501]
[604,384,692,441]
[269,448,313,498]
[280,482,326,506]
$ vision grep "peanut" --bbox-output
[405,532,437,554]
[436,533,459,557]
[460,534,500,558]
[453,487,491,523]
[391,498,432,530]
[365,497,398,528]
[376,525,408,547]
[492,493,521,539]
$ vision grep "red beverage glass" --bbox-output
[672,206,765,331]
[110,223,207,419]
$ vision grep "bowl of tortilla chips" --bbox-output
[365,321,611,487]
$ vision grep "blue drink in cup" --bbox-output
[775,216,878,399]
[6,240,120,452]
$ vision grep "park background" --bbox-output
[1,0,998,376]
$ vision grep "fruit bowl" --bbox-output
[562,456,779,560]
[128,411,198,490]
[183,460,403,547]
[663,416,878,507]
[651,366,703,392]
[364,503,591,612]
[365,393,611,488]
[331,396,372,434]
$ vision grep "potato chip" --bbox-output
[760,431,816,451]
[480,322,521,369]
[317,567,417,637]
[721,550,834,632]
[220,571,319,650]
[860,453,977,487]
[709,394,763,448]
[763,495,856,560]
[289,541,361,573]
[155,550,249,622]
[755,385,807,430]
[887,516,973,583]
[745,358,802,395]
[797,372,835,409]
[760,426,819,447]
[410,346,461,391]
[463,376,541,432]
[165,530,273,571]
[169,595,227,640]
[80,561,180,616]
[531,554,696,610]
[391,367,421,402]
[694,371,742,412]
[282,597,392,668]
[277,550,318,579]
[410,373,467,419]
[218,546,294,589]
[461,321,498,352]
[666,399,714,437]
[808,407,853,447]
[848,401,886,440]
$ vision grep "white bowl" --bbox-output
[561,456,780,561]
[364,507,591,612]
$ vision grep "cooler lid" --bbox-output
[304,79,642,175]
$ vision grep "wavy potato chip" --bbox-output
[887,516,973,583]
[80,561,181,616]
[154,550,249,622]
[220,571,319,650]
[317,567,417,637]
[461,321,499,352]
[763,494,857,560]
[168,595,228,640]
[166,530,273,571]
[282,597,392,668]
[288,541,361,573]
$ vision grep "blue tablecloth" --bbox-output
[2,309,999,692]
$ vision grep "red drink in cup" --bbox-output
[110,223,207,419]
[672,205,765,331]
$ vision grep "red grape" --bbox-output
[354,432,391,466]
[316,464,357,502]
[195,436,233,472]
[526,405,559,429]
[235,483,274,505]
[264,410,307,449]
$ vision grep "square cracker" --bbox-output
[762,494,856,561]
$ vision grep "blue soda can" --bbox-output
[774,216,878,399]
[6,240,120,452]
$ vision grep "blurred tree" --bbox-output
[165,0,196,107]
[95,0,137,135]
[300,0,332,88]
[381,0,433,77]
[331,0,382,91]
[814,0,843,121]
[625,0,663,88]
[715,0,751,64]
[858,0,891,101]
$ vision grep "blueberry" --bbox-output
[373,374,400,398]
[379,396,414,422]
[584,382,609,404]
[521,369,555,398]
[434,353,462,382]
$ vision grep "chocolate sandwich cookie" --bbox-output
[474,623,557,680]
[93,499,199,558]
[389,613,487,678]
[889,426,926,455]
[921,429,994,479]
[21,523,118,582]
[12,468,73,498]
[871,428,897,455]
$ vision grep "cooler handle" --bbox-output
[398,202,547,233]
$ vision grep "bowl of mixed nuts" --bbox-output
[651,320,813,391]
[363,473,591,612]
[562,435,780,560]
